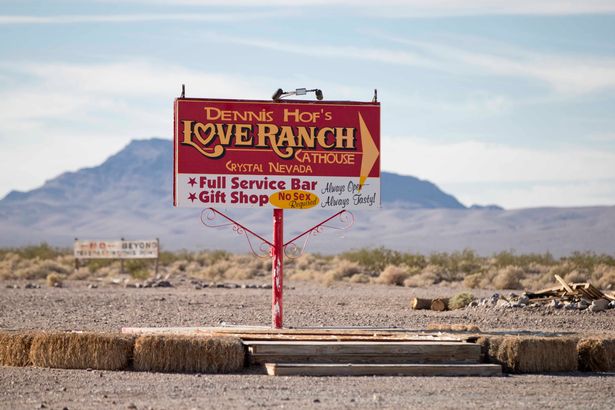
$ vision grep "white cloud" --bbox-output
[0,60,275,198]
[382,136,615,184]
[396,38,615,95]
[90,0,615,16]
[0,11,292,24]
[382,136,615,207]
[210,33,615,96]
[205,33,436,69]
[442,180,615,209]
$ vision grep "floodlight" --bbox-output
[272,88,324,101]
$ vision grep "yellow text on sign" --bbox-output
[270,190,320,210]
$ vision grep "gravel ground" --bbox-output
[1,279,615,409]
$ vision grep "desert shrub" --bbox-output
[289,269,321,282]
[339,247,404,273]
[158,251,181,266]
[200,259,233,280]
[377,265,411,286]
[46,273,63,287]
[449,292,474,310]
[86,259,115,273]
[492,251,556,268]
[14,259,69,280]
[593,264,615,290]
[403,265,442,287]
[463,272,483,289]
[563,251,615,271]
[124,260,151,279]
[349,273,372,284]
[564,270,589,284]
[195,250,231,266]
[322,259,362,285]
[17,243,64,260]
[493,266,525,290]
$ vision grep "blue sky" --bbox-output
[1,1,615,208]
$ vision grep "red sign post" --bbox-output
[174,97,380,327]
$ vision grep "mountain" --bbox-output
[1,138,614,256]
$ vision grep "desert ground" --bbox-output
[1,279,614,409]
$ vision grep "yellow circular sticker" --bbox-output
[269,190,320,210]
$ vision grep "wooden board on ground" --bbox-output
[265,363,503,377]
[247,341,481,365]
[121,327,463,342]
[554,274,575,295]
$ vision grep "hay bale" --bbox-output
[133,335,245,373]
[0,331,36,367]
[427,323,481,332]
[484,336,577,373]
[578,338,615,372]
[29,332,134,370]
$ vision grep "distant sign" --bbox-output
[173,98,380,210]
[74,239,159,259]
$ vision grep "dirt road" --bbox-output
[1,280,614,409]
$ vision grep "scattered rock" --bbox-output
[564,302,578,310]
[517,295,530,305]
[496,299,510,309]
[589,299,609,312]
[548,300,562,309]
[153,280,173,288]
[88,284,98,289]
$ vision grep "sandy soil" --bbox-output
[1,279,615,409]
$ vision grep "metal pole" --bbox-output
[155,238,160,275]
[272,208,284,328]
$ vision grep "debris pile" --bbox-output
[522,275,615,312]
[470,275,615,312]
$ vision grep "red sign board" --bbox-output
[173,98,380,210]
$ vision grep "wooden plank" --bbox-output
[585,284,607,299]
[121,327,462,342]
[265,363,502,377]
[576,288,594,300]
[246,341,476,354]
[251,354,479,365]
[236,334,461,342]
[554,275,575,295]
[247,341,480,364]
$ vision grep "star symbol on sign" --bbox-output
[188,193,197,202]
[188,177,197,187]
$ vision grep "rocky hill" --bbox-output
[1,138,613,256]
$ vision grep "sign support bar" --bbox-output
[272,209,284,328]
[202,207,354,328]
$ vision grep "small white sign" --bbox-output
[74,239,158,259]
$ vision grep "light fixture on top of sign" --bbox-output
[271,88,323,101]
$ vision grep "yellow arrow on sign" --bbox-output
[358,112,379,191]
